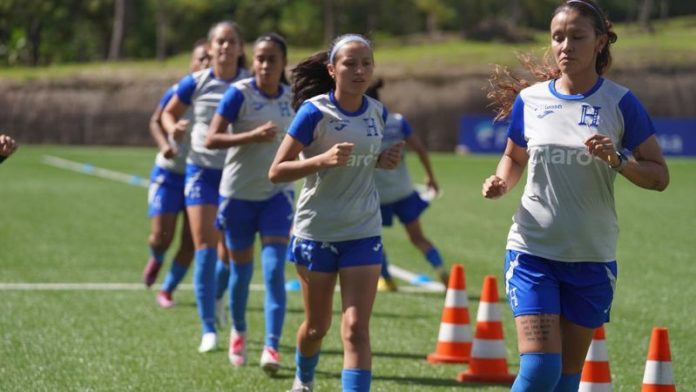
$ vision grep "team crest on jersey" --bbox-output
[330,119,350,131]
[578,104,601,127]
[363,117,380,137]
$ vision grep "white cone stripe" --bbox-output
[585,340,609,361]
[579,382,612,392]
[437,322,472,342]
[444,289,469,307]
[475,302,501,321]
[642,360,674,384]
[471,339,507,358]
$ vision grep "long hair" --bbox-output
[207,20,247,69]
[488,0,618,121]
[365,78,384,101]
[254,33,289,85]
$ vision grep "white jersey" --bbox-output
[175,67,250,169]
[288,92,387,242]
[154,84,191,174]
[506,78,655,262]
[217,78,295,200]
[374,113,415,204]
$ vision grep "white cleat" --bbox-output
[287,376,313,392]
[259,346,280,376]
[228,329,246,367]
[215,297,228,329]
[197,332,217,353]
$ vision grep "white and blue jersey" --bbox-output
[506,78,655,262]
[175,67,250,169]
[216,78,295,200]
[288,92,387,242]
[374,113,416,204]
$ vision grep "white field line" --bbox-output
[40,155,444,293]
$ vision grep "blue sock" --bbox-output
[553,372,581,392]
[342,369,372,392]
[262,243,287,350]
[511,353,561,392]
[150,249,165,265]
[161,260,189,293]
[380,251,392,279]
[424,247,444,268]
[229,261,253,333]
[295,350,320,383]
[193,248,218,334]
[214,259,230,300]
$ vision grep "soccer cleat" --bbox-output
[156,291,175,308]
[198,332,217,353]
[260,346,280,376]
[377,277,398,292]
[215,297,228,329]
[287,376,314,392]
[143,258,162,288]
[228,329,246,367]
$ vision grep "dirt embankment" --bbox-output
[2,66,696,151]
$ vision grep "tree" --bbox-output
[108,0,128,60]
[638,0,655,33]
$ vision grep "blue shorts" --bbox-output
[380,191,429,227]
[216,191,294,251]
[148,165,185,217]
[184,163,222,207]
[288,236,383,273]
[504,250,618,329]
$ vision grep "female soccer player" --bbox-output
[161,20,249,353]
[206,33,294,374]
[365,80,448,292]
[269,34,403,392]
[483,1,669,390]
[142,39,209,309]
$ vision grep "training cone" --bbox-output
[427,264,472,364]
[579,326,613,392]
[457,275,515,385]
[642,327,676,392]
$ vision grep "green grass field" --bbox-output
[1,145,694,391]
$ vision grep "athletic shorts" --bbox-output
[504,250,618,329]
[147,165,185,217]
[184,163,222,207]
[216,190,294,251]
[288,236,383,273]
[380,191,429,227]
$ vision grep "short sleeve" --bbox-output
[175,74,197,105]
[159,86,176,109]
[618,91,656,151]
[216,86,245,123]
[507,95,527,148]
[287,102,324,146]
[400,116,413,138]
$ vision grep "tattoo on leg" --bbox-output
[519,316,554,343]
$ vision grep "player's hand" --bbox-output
[482,175,507,199]
[377,141,404,169]
[161,144,177,159]
[171,119,190,141]
[0,134,18,157]
[584,133,618,166]
[425,176,440,195]
[250,121,278,143]
[322,142,354,167]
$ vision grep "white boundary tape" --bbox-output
[42,155,149,188]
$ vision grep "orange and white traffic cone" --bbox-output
[642,327,676,392]
[579,326,613,392]
[457,275,515,385]
[427,264,472,364]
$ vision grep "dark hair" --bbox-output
[192,38,208,51]
[487,0,618,121]
[254,33,289,85]
[365,78,384,101]
[208,20,247,69]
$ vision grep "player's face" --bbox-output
[550,9,607,78]
[253,40,286,87]
[329,42,374,96]
[209,25,242,67]
[190,45,210,72]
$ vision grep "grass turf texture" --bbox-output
[1,145,694,391]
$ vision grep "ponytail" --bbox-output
[291,52,334,111]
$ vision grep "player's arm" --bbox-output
[149,105,176,158]
[0,134,18,164]
[161,96,189,142]
[205,115,277,149]
[482,139,528,199]
[405,133,438,193]
[268,135,353,183]
[622,135,669,191]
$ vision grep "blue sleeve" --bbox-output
[175,74,196,105]
[158,86,175,109]
[618,91,656,151]
[288,102,324,146]
[216,86,245,123]
[400,116,413,138]
[381,106,388,123]
[507,95,527,147]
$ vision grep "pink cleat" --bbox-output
[228,329,247,367]
[156,291,175,308]
[142,258,161,288]
[260,346,280,376]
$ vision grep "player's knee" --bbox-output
[341,314,369,348]
[511,353,561,392]
[148,231,172,251]
[305,322,331,342]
